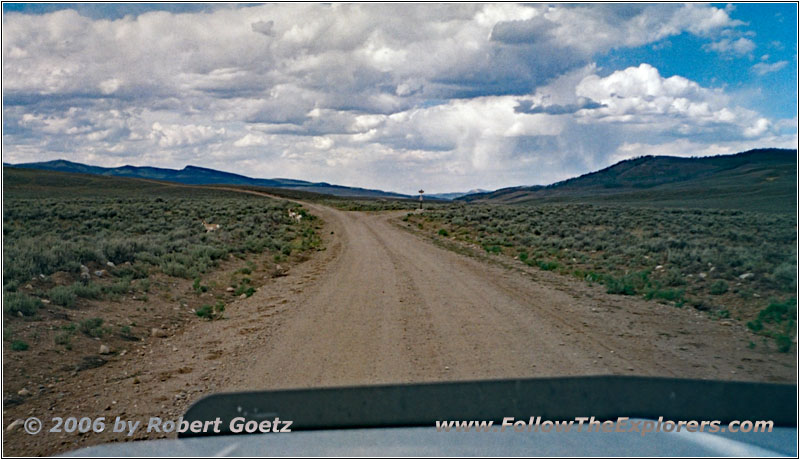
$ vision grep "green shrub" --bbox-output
[196,301,225,320]
[747,298,796,352]
[605,271,650,296]
[104,277,132,297]
[645,288,684,302]
[79,317,106,337]
[710,280,728,295]
[663,269,686,287]
[195,304,213,319]
[757,298,796,324]
[102,239,138,264]
[113,263,149,279]
[235,281,256,298]
[54,331,73,349]
[774,334,792,353]
[483,244,501,254]
[193,278,209,294]
[48,285,77,308]
[715,309,730,319]
[4,280,19,292]
[4,292,42,317]
[583,271,602,282]
[438,229,449,237]
[161,262,190,278]
[11,340,29,351]
[606,277,636,296]
[772,262,796,290]
[137,278,151,292]
[538,260,559,271]
[73,282,103,299]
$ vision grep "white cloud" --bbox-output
[312,136,334,150]
[489,4,743,56]
[149,122,226,148]
[233,133,270,148]
[743,118,771,137]
[752,60,788,76]
[706,37,756,57]
[570,63,775,139]
[98,78,122,95]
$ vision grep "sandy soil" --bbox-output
[3,200,795,455]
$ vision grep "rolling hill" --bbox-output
[458,148,797,213]
[4,159,410,199]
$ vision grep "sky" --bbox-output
[2,3,797,194]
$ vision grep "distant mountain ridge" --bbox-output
[458,148,797,213]
[427,189,489,200]
[5,148,795,210]
[4,159,410,199]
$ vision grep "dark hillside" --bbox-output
[6,159,410,199]
[459,149,796,213]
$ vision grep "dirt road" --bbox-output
[5,200,794,455]
[231,202,795,388]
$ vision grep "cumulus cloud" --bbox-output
[1,4,793,192]
[743,118,771,137]
[490,4,742,55]
[149,123,226,148]
[575,64,742,127]
[705,37,756,57]
[233,133,270,148]
[98,78,122,95]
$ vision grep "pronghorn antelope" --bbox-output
[288,209,302,222]
[202,220,221,232]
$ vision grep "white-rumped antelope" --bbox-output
[202,220,221,232]
[288,210,302,222]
